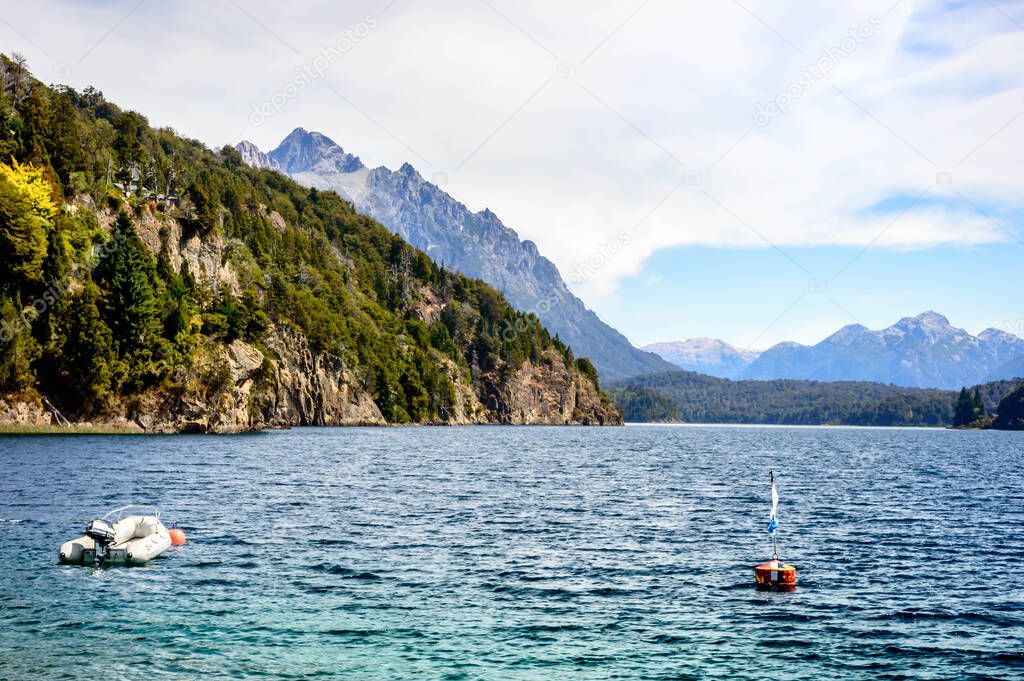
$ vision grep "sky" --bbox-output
[2,0,1022,348]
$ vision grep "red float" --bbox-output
[755,559,797,590]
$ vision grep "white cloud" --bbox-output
[3,0,1023,305]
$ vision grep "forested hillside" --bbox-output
[0,54,618,431]
[608,371,1023,427]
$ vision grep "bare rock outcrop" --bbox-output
[481,349,622,425]
[122,325,384,433]
[0,396,52,427]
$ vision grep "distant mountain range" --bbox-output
[642,338,760,379]
[644,312,1024,389]
[236,129,675,382]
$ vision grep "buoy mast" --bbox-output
[770,470,779,561]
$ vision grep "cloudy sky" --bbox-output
[3,0,1022,348]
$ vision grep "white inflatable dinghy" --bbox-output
[59,505,172,566]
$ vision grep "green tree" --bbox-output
[54,285,116,411]
[102,211,157,357]
[0,296,38,392]
[954,387,975,427]
[0,171,48,287]
[993,384,1024,430]
[576,357,599,389]
[113,110,146,167]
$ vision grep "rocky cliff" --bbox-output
[99,324,387,433]
[1,205,618,433]
[482,349,620,425]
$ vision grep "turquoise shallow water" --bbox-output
[1,425,1023,680]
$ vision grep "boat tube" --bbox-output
[59,505,172,566]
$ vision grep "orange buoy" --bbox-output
[169,526,187,545]
[755,559,797,590]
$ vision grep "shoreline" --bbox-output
[0,421,624,436]
[5,421,1020,435]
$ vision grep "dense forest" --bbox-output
[992,384,1024,430]
[0,54,615,428]
[953,387,987,427]
[609,386,680,423]
[609,371,1024,427]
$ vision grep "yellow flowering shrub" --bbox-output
[0,159,57,221]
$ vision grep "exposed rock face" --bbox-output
[269,128,364,175]
[236,140,280,171]
[99,325,384,434]
[237,130,675,382]
[256,325,385,428]
[481,350,622,425]
[0,397,52,426]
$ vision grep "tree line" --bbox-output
[609,370,1024,427]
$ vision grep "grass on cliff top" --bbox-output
[0,423,142,435]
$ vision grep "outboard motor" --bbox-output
[85,518,116,566]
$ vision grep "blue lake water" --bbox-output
[1,425,1022,680]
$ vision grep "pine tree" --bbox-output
[103,211,156,357]
[972,388,985,421]
[56,285,116,411]
[954,387,973,427]
[993,384,1024,430]
[0,295,39,392]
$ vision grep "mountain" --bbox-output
[237,130,675,382]
[608,372,1022,427]
[746,312,1024,388]
[235,140,279,171]
[0,58,619,432]
[641,338,760,378]
[645,313,1024,389]
[991,354,1024,382]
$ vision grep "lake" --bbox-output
[1,425,1022,680]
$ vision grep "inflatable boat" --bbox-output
[59,505,172,566]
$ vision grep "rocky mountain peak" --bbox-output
[895,311,952,331]
[825,323,871,344]
[979,327,1020,343]
[641,337,761,379]
[268,128,364,175]
[235,140,280,171]
[397,162,422,180]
